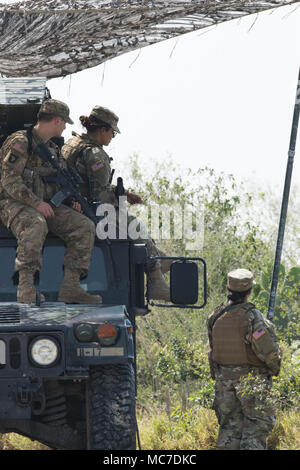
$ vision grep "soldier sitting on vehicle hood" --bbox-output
[0,99,101,305]
[62,105,172,302]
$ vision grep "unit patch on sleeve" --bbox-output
[253,328,266,340]
[91,160,104,172]
[8,153,19,164]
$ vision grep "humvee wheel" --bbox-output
[86,363,136,450]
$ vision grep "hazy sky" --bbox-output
[2,1,300,192]
[48,3,300,193]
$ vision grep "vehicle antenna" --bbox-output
[267,64,300,321]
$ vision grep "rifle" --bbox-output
[35,142,98,224]
[115,176,125,198]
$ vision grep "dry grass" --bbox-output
[0,408,298,450]
[267,410,300,450]
[0,433,49,450]
[137,407,218,450]
[137,407,300,451]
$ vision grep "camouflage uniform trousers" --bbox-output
[213,366,276,450]
[3,202,95,276]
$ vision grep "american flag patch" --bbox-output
[253,328,266,340]
[13,143,25,154]
[91,161,104,172]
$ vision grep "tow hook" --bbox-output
[16,385,32,407]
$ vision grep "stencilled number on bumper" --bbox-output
[77,347,101,358]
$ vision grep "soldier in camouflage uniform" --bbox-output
[0,99,101,304]
[207,269,281,450]
[62,105,171,301]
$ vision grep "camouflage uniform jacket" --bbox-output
[0,128,66,227]
[62,132,117,205]
[207,301,281,379]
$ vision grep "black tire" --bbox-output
[87,363,136,450]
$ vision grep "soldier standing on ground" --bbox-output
[207,268,281,450]
[0,99,101,304]
[62,105,172,301]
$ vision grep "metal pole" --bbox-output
[267,65,300,321]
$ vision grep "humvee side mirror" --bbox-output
[148,257,207,309]
[170,261,198,305]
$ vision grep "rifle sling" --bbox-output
[26,127,34,155]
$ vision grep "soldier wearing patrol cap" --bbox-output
[38,99,74,124]
[207,268,281,450]
[0,99,101,304]
[62,105,172,301]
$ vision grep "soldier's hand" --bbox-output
[37,201,55,218]
[127,192,143,205]
[72,201,83,213]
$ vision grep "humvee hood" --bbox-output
[0,302,128,326]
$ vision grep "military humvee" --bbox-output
[0,78,207,450]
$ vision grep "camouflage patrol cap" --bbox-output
[90,106,120,133]
[38,99,74,124]
[227,269,254,292]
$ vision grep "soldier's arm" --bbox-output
[207,313,218,380]
[248,308,281,376]
[82,147,116,203]
[1,137,42,209]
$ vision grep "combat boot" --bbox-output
[58,268,102,304]
[148,268,170,302]
[17,269,45,303]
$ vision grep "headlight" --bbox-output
[30,337,59,367]
[74,323,95,342]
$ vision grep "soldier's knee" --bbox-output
[33,214,48,235]
[12,210,48,240]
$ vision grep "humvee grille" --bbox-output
[0,306,21,324]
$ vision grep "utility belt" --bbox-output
[214,364,273,381]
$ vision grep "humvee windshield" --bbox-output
[0,233,131,306]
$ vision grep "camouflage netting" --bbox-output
[0,0,299,78]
